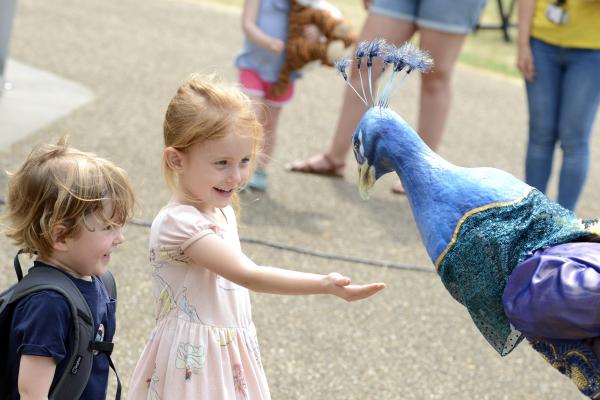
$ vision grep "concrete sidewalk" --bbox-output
[1,0,598,398]
[0,59,94,150]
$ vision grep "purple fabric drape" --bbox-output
[503,242,600,339]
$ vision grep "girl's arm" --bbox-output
[517,0,536,81]
[185,235,385,301]
[241,0,285,53]
[18,355,55,400]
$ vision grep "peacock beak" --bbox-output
[357,161,375,200]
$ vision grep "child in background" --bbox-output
[2,139,134,399]
[127,76,385,399]
[235,0,320,191]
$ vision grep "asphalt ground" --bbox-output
[1,0,599,398]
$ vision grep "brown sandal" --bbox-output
[286,154,345,178]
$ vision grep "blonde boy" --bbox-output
[2,139,134,399]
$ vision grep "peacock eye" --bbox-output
[353,140,360,152]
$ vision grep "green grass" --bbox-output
[206,0,520,78]
[466,1,520,78]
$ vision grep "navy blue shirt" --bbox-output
[7,261,116,399]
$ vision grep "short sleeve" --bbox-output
[158,204,218,251]
[12,291,72,363]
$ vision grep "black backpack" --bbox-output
[0,251,122,399]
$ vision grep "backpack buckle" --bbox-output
[89,340,114,356]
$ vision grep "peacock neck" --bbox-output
[374,109,453,183]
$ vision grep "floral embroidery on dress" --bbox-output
[150,247,169,270]
[176,288,201,322]
[154,274,203,323]
[212,327,235,347]
[244,327,262,365]
[158,245,188,264]
[146,365,160,400]
[155,274,177,321]
[176,342,206,380]
[232,364,248,399]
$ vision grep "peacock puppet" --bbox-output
[337,39,600,398]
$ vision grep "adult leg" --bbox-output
[416,28,466,150]
[391,27,466,194]
[524,38,562,196]
[556,48,600,210]
[288,13,417,176]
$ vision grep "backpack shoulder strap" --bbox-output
[9,266,95,400]
[13,251,24,282]
[94,270,122,399]
[98,270,117,301]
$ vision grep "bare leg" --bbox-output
[252,98,283,170]
[288,13,417,175]
[392,28,467,194]
[417,28,466,150]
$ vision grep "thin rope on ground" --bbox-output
[131,218,433,273]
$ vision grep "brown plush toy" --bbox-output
[270,0,357,97]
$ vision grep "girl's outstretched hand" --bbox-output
[327,272,385,302]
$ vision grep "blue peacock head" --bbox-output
[335,40,433,199]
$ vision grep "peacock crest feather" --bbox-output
[334,39,432,108]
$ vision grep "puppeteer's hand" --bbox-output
[269,38,285,54]
[326,272,385,302]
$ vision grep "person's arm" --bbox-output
[12,291,70,400]
[241,0,285,53]
[517,0,536,81]
[184,234,385,301]
[18,355,55,400]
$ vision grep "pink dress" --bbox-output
[128,202,270,400]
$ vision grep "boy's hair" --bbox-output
[2,138,135,258]
[162,75,264,196]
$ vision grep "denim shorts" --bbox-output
[370,0,488,34]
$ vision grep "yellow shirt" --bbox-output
[531,0,600,48]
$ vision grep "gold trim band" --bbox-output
[434,188,534,270]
